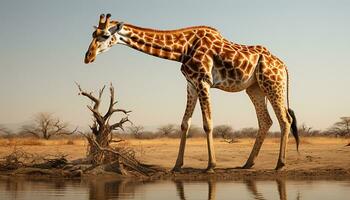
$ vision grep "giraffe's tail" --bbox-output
[286,67,299,151]
[288,108,299,151]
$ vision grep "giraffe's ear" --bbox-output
[93,26,98,30]
[109,22,124,34]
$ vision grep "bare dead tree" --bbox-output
[76,83,131,164]
[127,125,144,138]
[328,117,350,137]
[299,123,313,136]
[157,124,176,136]
[21,113,77,140]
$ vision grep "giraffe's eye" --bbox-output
[96,34,110,42]
[101,35,110,40]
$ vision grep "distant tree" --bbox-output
[328,117,350,137]
[298,123,323,137]
[157,124,177,136]
[127,125,145,138]
[0,125,12,138]
[21,112,77,140]
[213,125,234,138]
[299,123,313,136]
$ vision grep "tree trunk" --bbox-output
[89,128,111,164]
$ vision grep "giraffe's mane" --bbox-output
[122,22,219,34]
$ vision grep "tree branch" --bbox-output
[104,83,116,121]
[22,127,40,138]
[76,82,101,110]
[111,116,130,131]
[87,105,104,126]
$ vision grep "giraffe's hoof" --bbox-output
[171,166,182,173]
[242,162,254,169]
[275,161,285,170]
[234,162,254,169]
[205,168,215,173]
[205,164,216,173]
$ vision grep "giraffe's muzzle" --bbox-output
[84,51,95,64]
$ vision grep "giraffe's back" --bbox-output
[210,40,286,93]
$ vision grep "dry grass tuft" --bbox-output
[7,138,44,146]
[0,138,87,146]
[0,139,9,146]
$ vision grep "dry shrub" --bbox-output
[66,140,74,145]
[0,147,68,171]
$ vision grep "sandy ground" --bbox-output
[0,137,349,179]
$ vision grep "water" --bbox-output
[0,176,349,200]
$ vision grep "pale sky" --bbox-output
[1,0,349,131]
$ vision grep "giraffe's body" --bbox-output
[85,14,299,171]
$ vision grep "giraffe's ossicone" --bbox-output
[85,14,299,171]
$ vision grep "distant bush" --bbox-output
[187,125,204,138]
[213,125,234,138]
[157,124,178,137]
[235,127,258,138]
[126,125,145,139]
[66,140,74,145]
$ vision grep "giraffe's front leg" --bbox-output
[172,83,198,172]
[198,81,216,173]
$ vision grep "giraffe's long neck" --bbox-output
[116,24,196,62]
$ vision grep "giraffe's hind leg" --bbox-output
[254,55,292,170]
[198,80,216,172]
[242,83,273,169]
[257,69,292,170]
[268,95,292,170]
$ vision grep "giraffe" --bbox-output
[84,14,299,171]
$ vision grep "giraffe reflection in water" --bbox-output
[3,176,341,200]
[87,178,144,200]
[175,179,216,200]
[174,178,301,200]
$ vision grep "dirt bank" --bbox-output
[0,137,349,180]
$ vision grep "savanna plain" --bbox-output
[0,136,349,179]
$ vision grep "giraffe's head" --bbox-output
[84,14,124,64]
